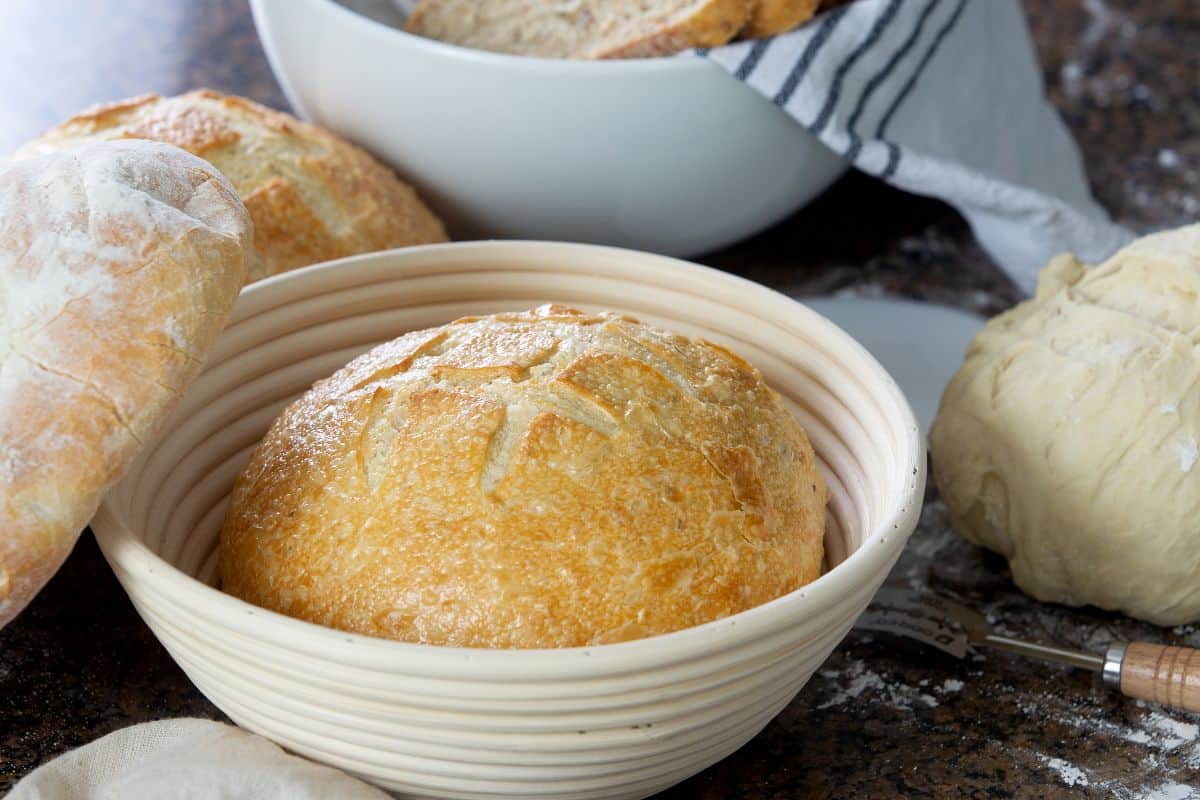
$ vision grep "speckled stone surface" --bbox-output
[2,0,1198,796]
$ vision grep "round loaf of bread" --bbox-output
[16,90,447,283]
[0,140,252,628]
[220,305,827,648]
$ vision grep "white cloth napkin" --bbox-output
[697,0,1131,293]
[5,719,388,800]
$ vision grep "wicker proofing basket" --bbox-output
[91,241,925,800]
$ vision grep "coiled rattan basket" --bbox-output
[92,242,924,800]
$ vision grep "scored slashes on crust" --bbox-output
[221,305,827,648]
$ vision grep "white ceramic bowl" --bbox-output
[92,242,923,800]
[248,0,847,256]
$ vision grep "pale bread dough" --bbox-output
[930,224,1200,625]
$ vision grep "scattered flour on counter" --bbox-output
[817,661,885,710]
[1044,703,1199,761]
[1020,693,1200,795]
[1158,149,1182,170]
[1120,728,1153,746]
[817,659,938,711]
[1144,711,1200,753]
[1039,755,1090,788]
[1143,783,1200,800]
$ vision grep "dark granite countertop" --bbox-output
[2,1,1198,796]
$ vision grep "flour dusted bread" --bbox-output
[931,225,1200,625]
[405,0,749,59]
[16,90,446,283]
[220,305,827,648]
[0,140,251,628]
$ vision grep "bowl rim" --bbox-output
[262,0,724,74]
[94,241,925,678]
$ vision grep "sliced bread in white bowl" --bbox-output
[249,0,848,256]
[405,0,750,59]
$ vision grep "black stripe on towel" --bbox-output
[881,141,902,177]
[772,5,851,107]
[735,39,772,81]
[809,0,904,135]
[842,0,941,162]
[877,0,969,178]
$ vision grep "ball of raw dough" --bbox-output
[930,225,1200,625]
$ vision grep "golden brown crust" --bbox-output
[403,1,442,39]
[241,177,336,271]
[16,90,447,282]
[220,305,827,648]
[0,140,251,628]
[742,0,820,39]
[593,0,750,58]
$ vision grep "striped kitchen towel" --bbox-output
[698,0,1132,294]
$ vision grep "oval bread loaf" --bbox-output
[220,305,827,648]
[0,140,252,628]
[16,90,447,283]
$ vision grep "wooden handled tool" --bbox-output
[935,595,1200,714]
[1105,642,1200,713]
